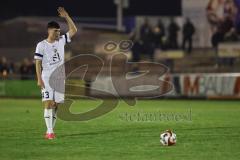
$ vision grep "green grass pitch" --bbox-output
[0,99,240,160]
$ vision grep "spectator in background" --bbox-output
[140,18,155,60]
[212,15,235,67]
[234,0,240,33]
[0,57,10,78]
[153,19,166,49]
[182,18,195,54]
[129,30,142,63]
[28,59,36,78]
[167,18,180,49]
[129,31,142,73]
[211,15,234,48]
[140,19,151,43]
[20,58,31,80]
[9,62,15,74]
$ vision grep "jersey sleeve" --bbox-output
[34,43,43,60]
[59,32,71,46]
[63,32,71,44]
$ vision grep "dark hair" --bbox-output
[47,21,60,29]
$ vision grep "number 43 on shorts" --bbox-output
[42,91,50,98]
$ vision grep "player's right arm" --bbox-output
[34,42,45,89]
[58,7,77,38]
[35,60,45,89]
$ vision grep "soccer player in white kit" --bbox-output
[34,7,77,139]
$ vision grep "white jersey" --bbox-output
[34,32,71,77]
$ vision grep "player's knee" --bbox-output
[44,101,56,109]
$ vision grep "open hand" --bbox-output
[58,7,69,18]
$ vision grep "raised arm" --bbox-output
[58,7,77,38]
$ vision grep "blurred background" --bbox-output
[1,0,240,99]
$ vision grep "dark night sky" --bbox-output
[1,0,181,20]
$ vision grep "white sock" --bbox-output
[52,108,57,128]
[44,109,53,134]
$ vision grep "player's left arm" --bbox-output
[58,7,78,38]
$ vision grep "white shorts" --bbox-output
[41,76,65,103]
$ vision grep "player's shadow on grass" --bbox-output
[58,126,154,138]
[179,126,238,131]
